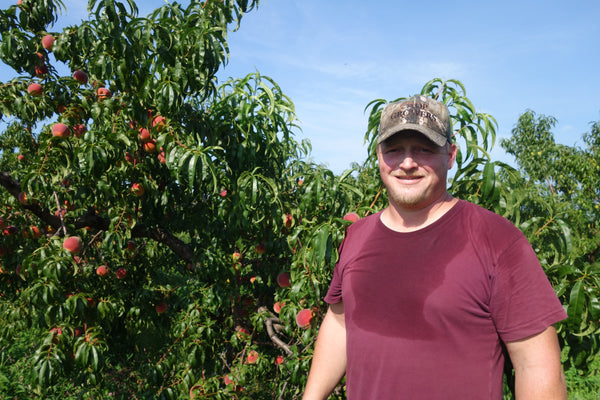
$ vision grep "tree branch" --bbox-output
[1,171,195,264]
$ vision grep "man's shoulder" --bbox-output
[458,200,522,235]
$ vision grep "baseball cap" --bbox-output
[378,95,452,146]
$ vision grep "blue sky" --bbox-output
[2,0,599,173]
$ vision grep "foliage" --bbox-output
[501,111,600,371]
[0,0,597,398]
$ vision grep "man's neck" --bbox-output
[380,193,458,233]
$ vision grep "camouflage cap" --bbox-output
[378,95,452,146]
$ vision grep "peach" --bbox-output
[157,150,166,164]
[246,350,259,364]
[295,308,314,329]
[96,265,109,276]
[276,272,290,288]
[35,65,49,76]
[52,123,70,138]
[255,242,266,254]
[96,87,111,100]
[273,301,285,313]
[72,123,87,138]
[62,236,83,254]
[343,212,360,223]
[155,302,167,314]
[73,70,88,84]
[151,115,166,131]
[23,226,41,239]
[138,128,151,142]
[41,34,54,50]
[27,82,43,96]
[236,326,250,339]
[143,139,157,153]
[17,191,28,205]
[131,183,144,197]
[283,213,293,229]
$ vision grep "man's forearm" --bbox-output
[514,368,567,400]
[302,304,347,400]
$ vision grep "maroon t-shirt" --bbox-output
[325,200,567,399]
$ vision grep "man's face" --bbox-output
[377,131,457,212]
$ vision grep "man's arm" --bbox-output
[302,301,347,400]
[505,325,567,400]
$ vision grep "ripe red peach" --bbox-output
[343,212,360,223]
[295,308,314,329]
[155,302,167,314]
[276,272,290,288]
[115,267,127,279]
[96,265,109,276]
[52,123,70,138]
[27,82,43,96]
[72,123,87,138]
[62,236,83,254]
[131,183,145,197]
[73,70,88,84]
[96,87,112,100]
[41,34,54,50]
[246,350,259,364]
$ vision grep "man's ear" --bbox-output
[447,143,458,169]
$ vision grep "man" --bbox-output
[302,95,568,399]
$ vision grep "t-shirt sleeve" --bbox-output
[324,236,347,304]
[490,235,567,342]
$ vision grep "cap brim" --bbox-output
[378,124,448,147]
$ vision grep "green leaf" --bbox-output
[566,279,585,331]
